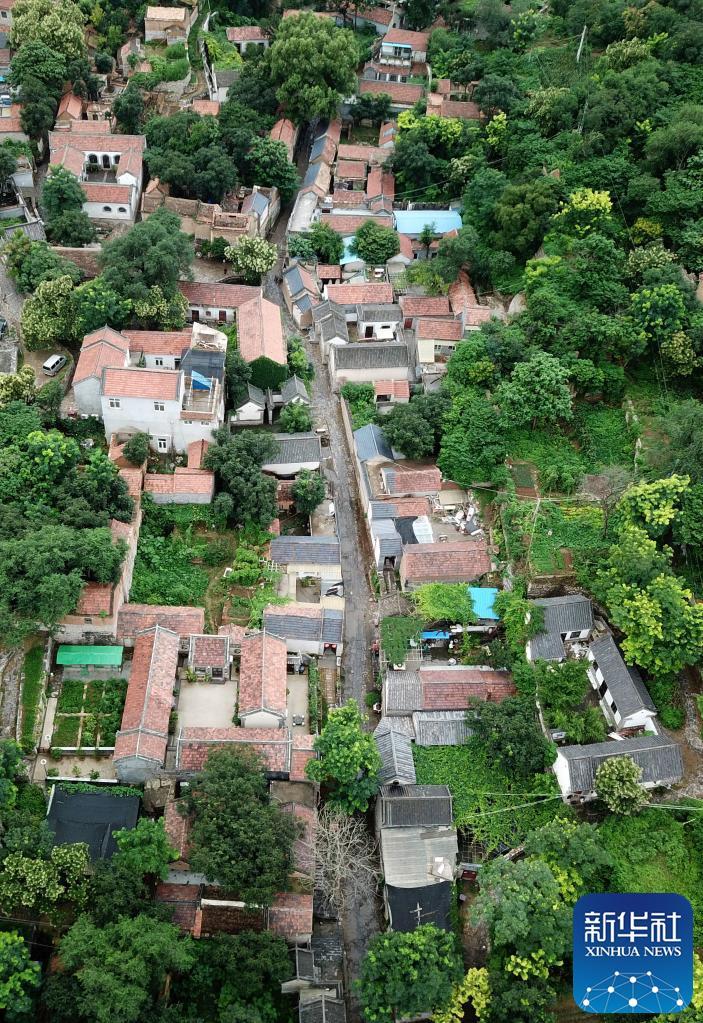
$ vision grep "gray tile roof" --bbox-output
[370,501,397,519]
[270,432,322,466]
[354,423,393,463]
[412,710,472,747]
[374,722,416,784]
[281,375,309,404]
[377,784,453,827]
[264,607,344,644]
[309,135,328,163]
[284,264,306,298]
[559,735,683,794]
[313,301,349,344]
[270,535,341,566]
[244,382,267,408]
[333,341,409,370]
[294,946,316,981]
[530,595,594,661]
[384,669,422,713]
[357,303,402,322]
[371,518,402,559]
[299,996,346,1023]
[589,633,656,718]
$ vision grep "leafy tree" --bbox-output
[405,0,436,29]
[0,843,90,918]
[85,858,151,928]
[292,469,325,516]
[20,274,77,349]
[350,222,400,264]
[438,390,506,486]
[100,208,194,303]
[496,352,573,428]
[269,14,360,124]
[122,433,150,467]
[356,925,464,1023]
[349,92,392,126]
[532,658,590,717]
[74,278,132,336]
[469,697,555,780]
[41,166,84,222]
[244,137,299,204]
[10,0,85,61]
[225,348,252,410]
[411,583,477,625]
[18,84,56,141]
[524,819,612,902]
[434,968,490,1023]
[473,73,522,115]
[9,40,66,93]
[57,914,194,1023]
[204,428,278,527]
[0,148,16,191]
[595,756,649,815]
[493,178,562,257]
[381,401,435,459]
[169,930,293,1022]
[112,86,144,134]
[47,209,95,246]
[94,51,113,74]
[278,403,312,433]
[0,367,36,409]
[654,400,703,483]
[4,237,80,293]
[181,746,297,904]
[0,931,40,1022]
[290,221,345,265]
[225,237,277,284]
[112,819,177,881]
[306,699,381,813]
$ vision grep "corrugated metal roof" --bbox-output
[560,735,683,794]
[354,423,393,462]
[380,827,457,887]
[377,784,453,827]
[393,209,462,235]
[270,536,341,565]
[374,722,417,784]
[468,587,499,621]
[56,645,123,667]
[589,633,656,717]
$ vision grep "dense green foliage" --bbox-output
[306,700,382,813]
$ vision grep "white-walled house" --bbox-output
[144,4,191,44]
[263,604,344,657]
[73,326,131,416]
[48,121,146,223]
[526,595,594,662]
[553,735,683,801]
[586,633,657,731]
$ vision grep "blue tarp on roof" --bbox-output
[421,630,451,640]
[468,586,499,620]
[191,371,212,390]
[393,209,462,236]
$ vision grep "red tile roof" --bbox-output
[268,892,313,940]
[178,281,260,310]
[190,633,229,669]
[402,539,492,583]
[326,282,393,305]
[116,603,205,640]
[74,327,129,383]
[382,465,442,495]
[337,144,385,164]
[360,6,393,24]
[187,439,210,468]
[360,80,424,105]
[118,467,144,499]
[400,295,452,317]
[81,183,133,204]
[75,581,113,616]
[419,665,515,708]
[163,797,192,859]
[237,296,286,365]
[113,626,179,769]
[416,317,463,341]
[238,633,288,719]
[380,495,431,517]
[122,329,192,356]
[448,269,477,308]
[143,469,215,499]
[176,727,292,773]
[374,379,410,399]
[218,623,248,644]
[291,733,316,781]
[155,882,199,933]
[226,24,267,40]
[316,264,342,279]
[325,119,343,147]
[336,159,367,180]
[192,99,220,116]
[57,92,83,120]
[320,212,392,234]
[332,189,368,207]
[270,118,296,160]
[102,367,180,401]
[439,99,480,119]
[383,27,429,47]
[366,166,394,200]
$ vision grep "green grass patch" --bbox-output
[131,502,211,606]
[380,616,421,665]
[21,645,45,750]
[528,503,604,574]
[413,743,568,850]
[572,404,636,467]
[52,716,81,747]
[57,679,86,714]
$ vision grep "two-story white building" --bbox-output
[48,121,146,223]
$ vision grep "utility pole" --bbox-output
[576,24,587,63]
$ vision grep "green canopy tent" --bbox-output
[56,646,123,669]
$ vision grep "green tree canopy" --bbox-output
[495,352,573,428]
[11,0,85,61]
[204,428,278,527]
[0,931,40,1022]
[292,469,325,515]
[181,746,297,904]
[225,237,277,284]
[350,222,400,264]
[306,699,382,813]
[595,756,649,815]
[112,819,177,881]
[99,208,194,303]
[469,697,556,780]
[269,14,360,124]
[356,925,464,1023]
[411,583,477,625]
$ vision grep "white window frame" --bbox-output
[108,397,121,408]
[157,437,168,452]
[154,401,165,412]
